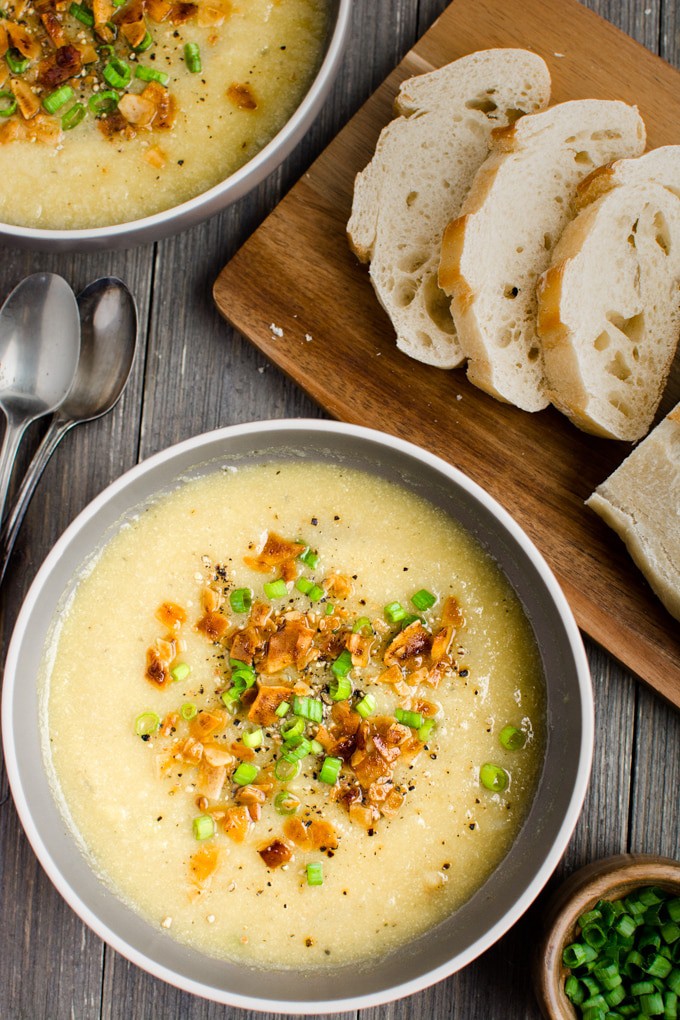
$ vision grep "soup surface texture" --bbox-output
[0,0,326,229]
[43,461,545,969]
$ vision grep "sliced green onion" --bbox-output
[242,727,263,749]
[274,757,301,782]
[298,546,319,569]
[132,29,153,52]
[103,57,131,88]
[61,102,86,130]
[308,583,324,602]
[356,693,376,719]
[352,616,372,634]
[184,41,202,74]
[384,600,406,624]
[88,89,119,115]
[395,707,423,729]
[411,588,436,611]
[565,975,585,1004]
[135,64,169,85]
[134,711,160,736]
[306,861,323,887]
[43,85,74,114]
[418,718,435,742]
[0,90,17,117]
[310,739,324,756]
[274,790,300,816]
[264,577,288,599]
[318,756,342,785]
[69,2,94,25]
[331,648,352,678]
[229,587,252,613]
[292,695,323,724]
[399,613,422,630]
[6,48,30,74]
[479,762,509,792]
[192,814,215,840]
[668,901,680,923]
[170,662,190,683]
[231,668,255,692]
[275,700,290,718]
[615,914,638,938]
[499,724,526,750]
[281,737,312,764]
[180,702,197,720]
[281,716,305,743]
[329,675,352,701]
[221,687,241,706]
[295,576,313,595]
[232,762,259,786]
[324,602,335,615]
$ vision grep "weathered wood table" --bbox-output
[0,2,678,1018]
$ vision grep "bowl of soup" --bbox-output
[2,419,593,1012]
[0,0,349,251]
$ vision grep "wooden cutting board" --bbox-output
[214,0,680,708]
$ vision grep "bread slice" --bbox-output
[537,180,680,441]
[347,48,551,369]
[439,99,646,410]
[587,403,680,621]
[577,145,680,208]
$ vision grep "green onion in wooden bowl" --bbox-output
[534,855,680,1020]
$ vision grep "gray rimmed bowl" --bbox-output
[0,1,350,252]
[2,419,594,1013]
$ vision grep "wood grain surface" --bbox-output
[214,0,680,709]
[0,2,679,1020]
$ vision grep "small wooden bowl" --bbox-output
[533,853,680,1020]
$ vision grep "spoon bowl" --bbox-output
[0,273,80,522]
[0,277,137,584]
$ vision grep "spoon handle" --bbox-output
[0,418,68,586]
[0,417,29,526]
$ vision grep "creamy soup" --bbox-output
[0,0,327,229]
[42,461,545,969]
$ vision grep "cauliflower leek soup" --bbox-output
[42,461,545,969]
[0,0,327,229]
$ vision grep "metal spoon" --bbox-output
[0,273,80,525]
[0,277,137,585]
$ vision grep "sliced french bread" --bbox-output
[347,48,551,369]
[439,99,646,410]
[586,403,680,622]
[577,144,680,209]
[537,180,680,441]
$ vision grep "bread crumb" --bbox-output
[456,394,462,401]
[304,333,313,342]
[553,52,564,58]
[206,914,216,924]
[257,366,266,374]
[269,323,284,338]
[161,916,173,929]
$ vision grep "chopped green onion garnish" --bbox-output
[356,693,376,719]
[399,613,423,630]
[0,90,17,117]
[310,739,324,756]
[352,616,372,634]
[134,711,160,736]
[306,861,323,886]
[479,762,509,792]
[295,576,313,595]
[69,1,94,24]
[308,583,324,602]
[43,85,74,114]
[231,668,255,692]
[88,90,119,115]
[170,662,190,683]
[180,702,197,720]
[135,64,169,85]
[274,757,301,781]
[132,30,153,52]
[274,791,300,816]
[384,601,406,624]
[298,546,319,569]
[329,675,352,701]
[184,41,202,73]
[229,587,252,613]
[229,658,251,671]
[499,724,526,750]
[232,762,259,786]
[411,588,436,611]
[221,687,241,706]
[324,602,334,615]
[242,727,263,749]
[61,102,86,131]
[281,716,305,743]
[275,700,290,718]
[292,695,323,723]
[281,737,312,764]
[264,577,288,599]
[192,814,215,840]
[395,707,423,729]
[331,648,352,678]
[318,755,342,785]
[418,718,435,742]
[103,57,131,89]
[6,48,30,74]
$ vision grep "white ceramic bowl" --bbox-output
[0,1,351,252]
[2,420,594,1013]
